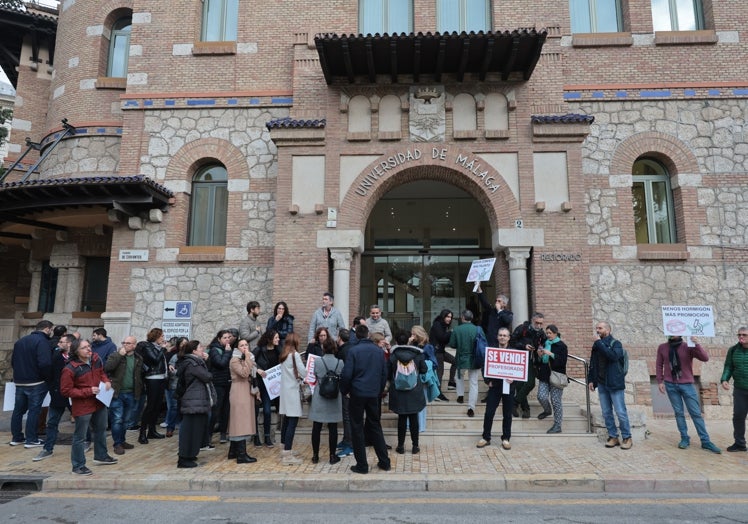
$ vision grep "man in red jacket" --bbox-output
[60,338,117,475]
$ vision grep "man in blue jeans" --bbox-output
[588,321,632,450]
[104,336,143,455]
[656,335,721,453]
[10,320,53,448]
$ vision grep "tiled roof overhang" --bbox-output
[0,3,57,88]
[315,29,547,85]
[0,175,173,215]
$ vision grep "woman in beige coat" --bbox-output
[227,338,257,464]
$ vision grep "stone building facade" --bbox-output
[0,0,747,417]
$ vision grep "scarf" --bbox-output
[542,336,560,363]
[668,338,683,380]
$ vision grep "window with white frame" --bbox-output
[569,0,623,33]
[201,0,239,42]
[189,164,228,246]
[107,17,131,77]
[632,158,677,244]
[437,0,490,33]
[651,0,703,31]
[360,0,413,35]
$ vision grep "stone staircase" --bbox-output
[292,371,597,446]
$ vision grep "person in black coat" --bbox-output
[475,284,514,347]
[388,340,428,455]
[536,324,568,434]
[252,329,280,447]
[266,301,294,348]
[208,329,234,443]
[177,341,216,468]
[428,309,456,399]
[136,328,168,444]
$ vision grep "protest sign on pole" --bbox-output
[466,258,496,292]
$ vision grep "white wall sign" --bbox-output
[119,249,149,261]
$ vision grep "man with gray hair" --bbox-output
[366,305,392,344]
[308,292,347,342]
[475,284,513,348]
[449,310,482,418]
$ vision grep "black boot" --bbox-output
[227,441,238,460]
[236,439,256,464]
[138,428,149,445]
[147,425,165,439]
[264,435,274,448]
[177,456,197,468]
[253,434,262,447]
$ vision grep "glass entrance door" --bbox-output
[360,253,486,333]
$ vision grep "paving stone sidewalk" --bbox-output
[1,414,745,494]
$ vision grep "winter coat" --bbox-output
[449,322,480,371]
[537,339,568,383]
[476,291,514,347]
[387,345,428,415]
[91,336,117,365]
[266,314,294,345]
[340,339,388,398]
[722,343,748,390]
[279,351,306,417]
[48,351,71,409]
[587,335,626,391]
[239,314,263,345]
[228,351,256,437]
[178,354,215,416]
[60,354,110,417]
[208,341,232,387]
[308,354,343,423]
[11,330,52,384]
[428,318,452,353]
[137,341,167,378]
[105,351,144,399]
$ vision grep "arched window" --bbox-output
[632,158,676,244]
[202,0,239,42]
[189,164,228,246]
[484,93,508,131]
[107,17,131,78]
[348,95,372,134]
[378,95,401,134]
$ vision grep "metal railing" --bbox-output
[567,353,592,433]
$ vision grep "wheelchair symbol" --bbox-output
[176,302,191,318]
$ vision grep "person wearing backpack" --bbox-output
[388,333,428,454]
[308,341,344,464]
[588,321,632,450]
[449,310,481,418]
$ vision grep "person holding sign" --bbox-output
[252,330,281,447]
[474,284,513,348]
[60,338,116,475]
[477,328,515,450]
[536,325,568,434]
[656,336,721,453]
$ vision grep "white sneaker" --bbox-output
[159,422,168,428]
[501,439,511,450]
[281,450,302,465]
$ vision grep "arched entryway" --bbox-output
[360,179,494,332]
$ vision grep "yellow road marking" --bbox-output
[28,493,748,505]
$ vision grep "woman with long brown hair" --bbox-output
[278,333,306,465]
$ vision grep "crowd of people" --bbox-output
[7,290,748,475]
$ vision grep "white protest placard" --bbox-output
[483,347,529,382]
[305,354,317,393]
[261,364,282,400]
[95,381,114,408]
[661,305,714,337]
[466,258,496,291]
[3,383,51,411]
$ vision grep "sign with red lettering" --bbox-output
[484,347,529,381]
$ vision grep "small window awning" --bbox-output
[315,29,547,85]
[0,176,174,243]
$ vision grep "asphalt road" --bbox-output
[1,491,747,523]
